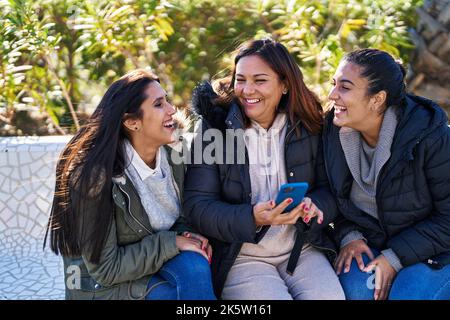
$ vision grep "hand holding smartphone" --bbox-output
[275,182,309,213]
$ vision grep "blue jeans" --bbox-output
[339,249,450,300]
[145,251,216,300]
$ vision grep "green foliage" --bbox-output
[0,0,423,135]
[256,0,422,98]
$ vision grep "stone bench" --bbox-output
[0,136,71,300]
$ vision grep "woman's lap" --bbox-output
[339,249,450,300]
[146,251,216,300]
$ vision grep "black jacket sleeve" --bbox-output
[307,138,339,227]
[388,128,450,266]
[183,120,258,244]
[331,214,364,246]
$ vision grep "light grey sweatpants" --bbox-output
[221,244,345,300]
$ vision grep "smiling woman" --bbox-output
[183,38,345,300]
[323,49,450,300]
[44,69,216,300]
[233,55,287,129]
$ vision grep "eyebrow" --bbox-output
[338,78,355,86]
[236,73,270,77]
[152,96,165,104]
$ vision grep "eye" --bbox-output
[255,79,266,83]
[235,78,245,83]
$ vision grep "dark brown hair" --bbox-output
[44,69,159,264]
[344,48,407,111]
[213,38,323,134]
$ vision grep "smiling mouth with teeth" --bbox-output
[334,105,347,112]
[243,98,262,104]
[163,121,175,128]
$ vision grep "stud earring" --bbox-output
[135,127,139,131]
[282,89,288,95]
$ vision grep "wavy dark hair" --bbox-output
[343,48,407,112]
[44,69,159,264]
[213,38,323,135]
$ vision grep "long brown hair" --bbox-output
[213,38,323,134]
[44,70,159,264]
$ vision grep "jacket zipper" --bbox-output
[117,183,152,234]
[284,120,301,181]
[309,243,337,255]
[321,133,335,197]
[285,122,338,258]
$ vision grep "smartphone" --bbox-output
[275,182,309,213]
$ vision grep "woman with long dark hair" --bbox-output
[45,69,216,300]
[183,38,344,300]
[324,49,450,300]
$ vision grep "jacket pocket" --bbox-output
[66,272,122,300]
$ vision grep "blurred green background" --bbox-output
[0,0,429,135]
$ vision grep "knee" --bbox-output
[389,263,450,300]
[339,268,374,300]
[178,251,211,276]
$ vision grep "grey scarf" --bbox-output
[124,142,181,231]
[339,107,398,218]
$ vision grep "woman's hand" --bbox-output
[176,232,212,263]
[334,239,374,275]
[298,197,324,225]
[363,255,397,300]
[253,198,304,226]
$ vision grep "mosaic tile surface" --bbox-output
[0,136,71,300]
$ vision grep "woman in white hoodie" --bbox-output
[184,38,344,300]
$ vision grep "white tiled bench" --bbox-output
[0,136,71,300]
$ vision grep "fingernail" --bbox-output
[271,200,275,206]
[305,207,309,212]
[185,232,190,238]
[318,218,323,224]
[287,198,293,204]
[304,217,310,223]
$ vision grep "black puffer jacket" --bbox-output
[323,94,450,268]
[183,82,339,297]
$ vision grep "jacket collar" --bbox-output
[112,174,153,234]
[391,94,447,160]
[224,101,245,129]
[323,94,448,197]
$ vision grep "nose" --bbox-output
[242,82,256,96]
[328,85,339,101]
[166,101,176,116]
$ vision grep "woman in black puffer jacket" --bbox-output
[324,48,450,300]
[183,38,344,300]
